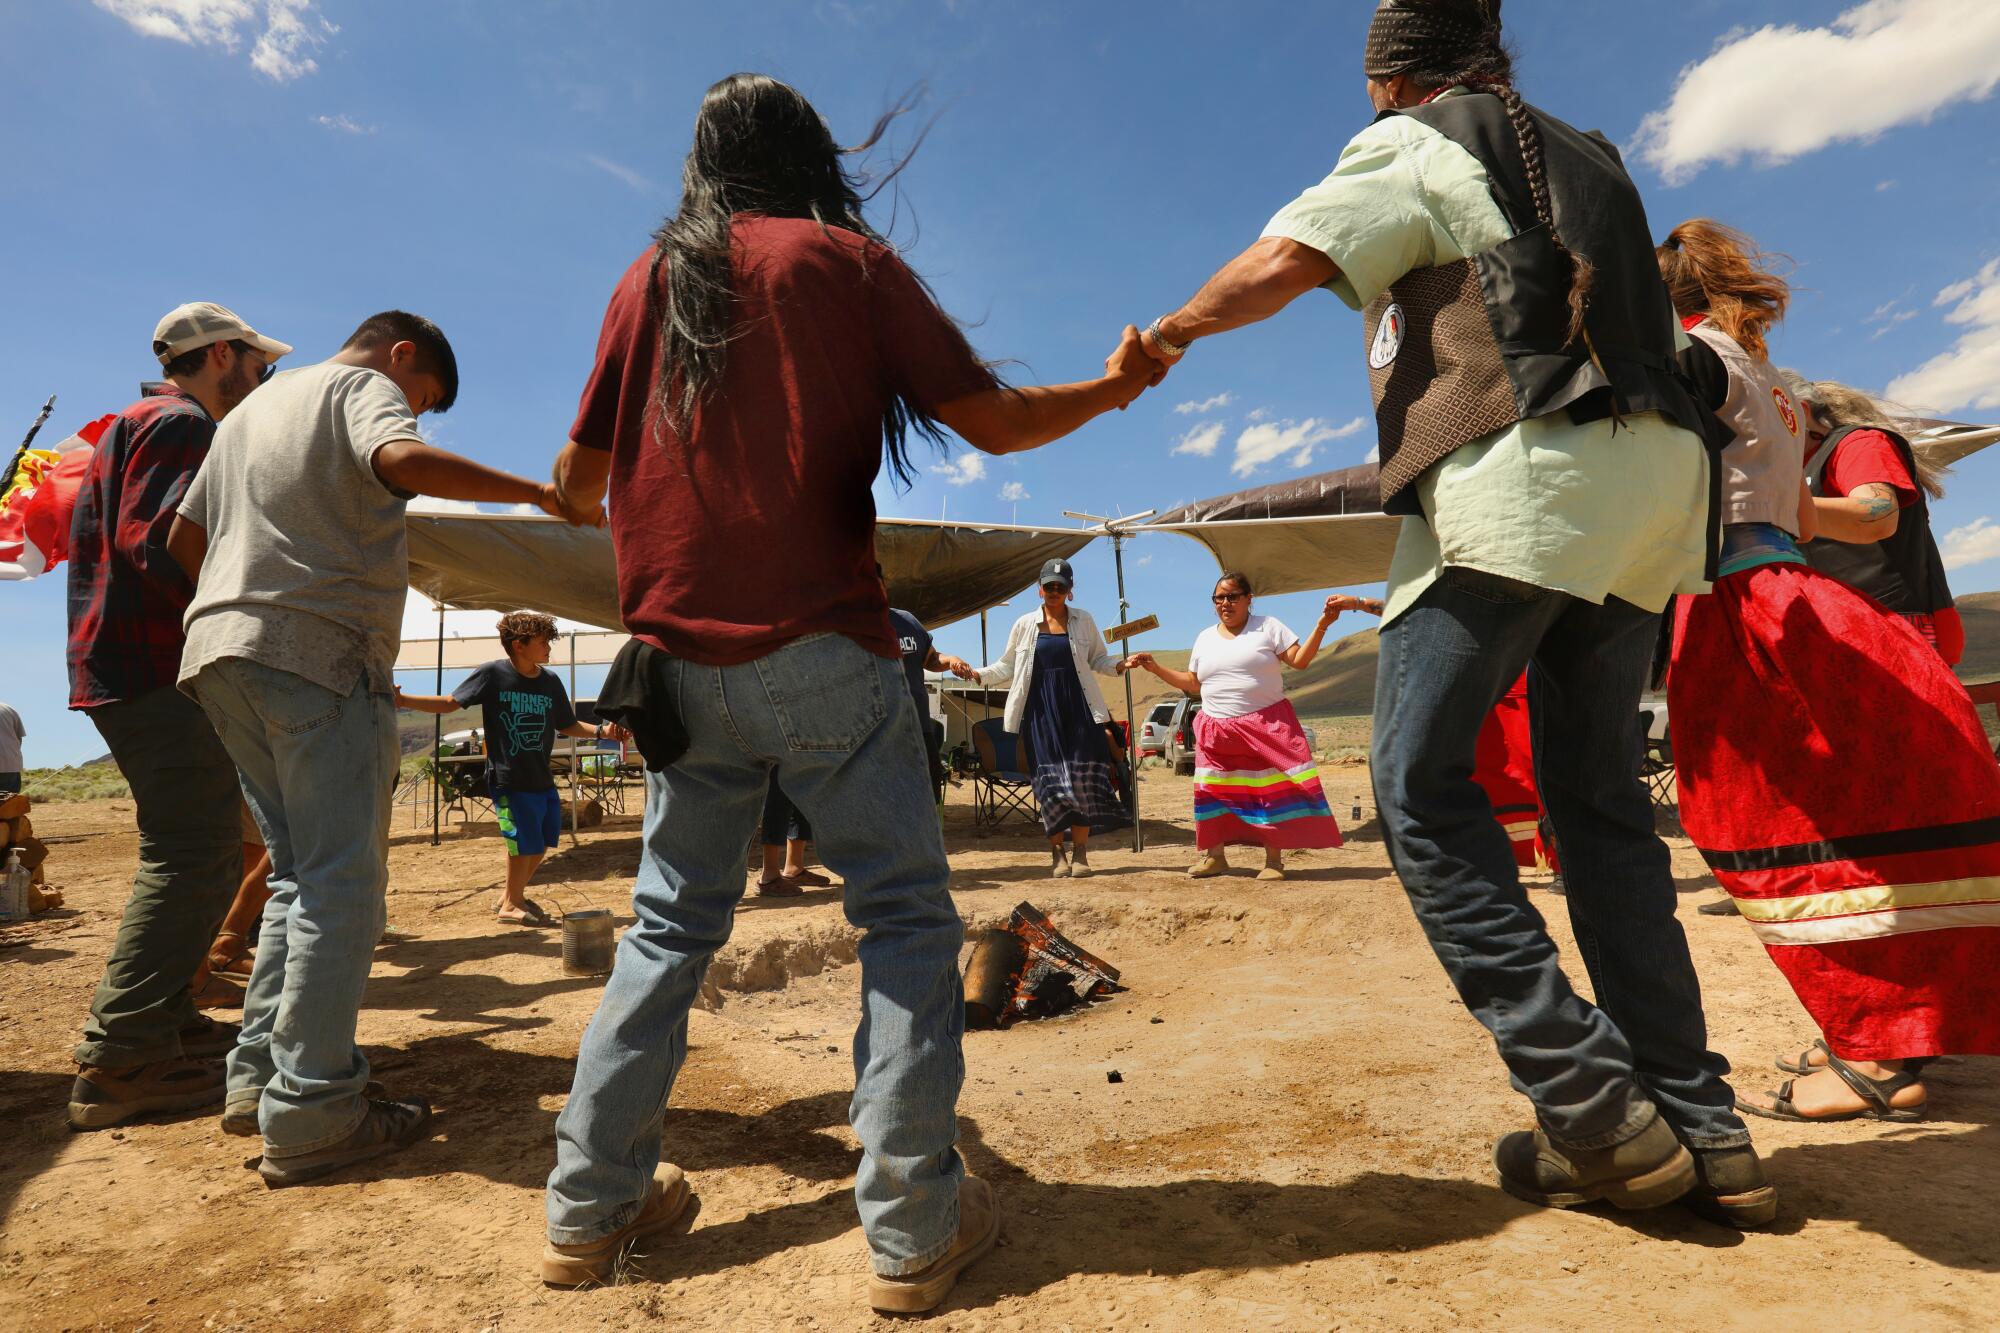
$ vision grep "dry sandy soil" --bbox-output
[3,767,1996,1332]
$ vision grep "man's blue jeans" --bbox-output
[546,633,966,1276]
[1371,568,1747,1151]
[188,658,397,1156]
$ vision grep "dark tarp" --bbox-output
[1143,461,1401,596]
[1150,462,1383,524]
[404,513,1095,631]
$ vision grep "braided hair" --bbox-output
[1365,0,1596,345]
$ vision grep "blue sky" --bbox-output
[5,0,1998,766]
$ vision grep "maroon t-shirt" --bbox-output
[571,215,995,665]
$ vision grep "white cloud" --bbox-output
[585,154,655,192]
[1876,179,1899,192]
[930,453,986,486]
[96,0,332,82]
[1362,443,1381,464]
[1885,259,2000,412]
[312,113,373,135]
[1940,516,2000,571]
[997,481,1029,502]
[1633,1,2000,183]
[1865,298,1920,340]
[1246,407,1271,422]
[1136,553,1154,567]
[250,0,331,81]
[1230,416,1364,478]
[1173,392,1234,416]
[1172,420,1226,458]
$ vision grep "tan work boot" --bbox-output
[542,1164,693,1287]
[1493,1107,1696,1211]
[66,1058,225,1131]
[1187,852,1228,879]
[868,1174,1000,1314]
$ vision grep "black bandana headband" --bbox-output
[1364,1,1498,79]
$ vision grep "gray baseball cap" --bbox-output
[1039,558,1075,589]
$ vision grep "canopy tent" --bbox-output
[404,512,1096,631]
[392,629,631,673]
[1907,419,2000,470]
[1143,461,1401,596]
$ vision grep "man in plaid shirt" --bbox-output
[63,303,292,1131]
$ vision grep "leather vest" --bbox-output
[1361,93,1712,514]
[1804,426,1953,615]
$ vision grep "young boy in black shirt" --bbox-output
[398,611,622,925]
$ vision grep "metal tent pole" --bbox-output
[1111,532,1142,853]
[567,631,579,842]
[430,601,444,847]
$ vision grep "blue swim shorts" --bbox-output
[493,786,563,857]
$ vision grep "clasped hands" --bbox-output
[1102,320,1183,410]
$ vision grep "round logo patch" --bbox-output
[1773,386,1799,436]
[1369,303,1406,369]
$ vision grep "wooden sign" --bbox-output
[1106,613,1158,642]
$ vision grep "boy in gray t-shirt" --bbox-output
[168,310,600,1186]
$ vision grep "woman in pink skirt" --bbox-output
[1120,573,1377,879]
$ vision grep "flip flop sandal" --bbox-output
[500,900,556,927]
[1737,1054,1927,1124]
[1776,1038,1831,1075]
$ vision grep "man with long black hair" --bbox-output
[1129,1,1772,1226]
[539,74,1154,1310]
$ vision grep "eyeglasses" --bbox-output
[231,340,276,384]
[1212,592,1246,604]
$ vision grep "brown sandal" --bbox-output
[1738,1053,1926,1123]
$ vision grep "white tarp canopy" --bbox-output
[404,513,1098,631]
[392,629,631,673]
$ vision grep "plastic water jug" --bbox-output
[0,849,28,924]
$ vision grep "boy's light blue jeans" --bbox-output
[545,633,966,1276]
[188,657,396,1156]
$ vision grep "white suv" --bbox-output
[1138,701,1179,756]
[1162,698,1317,775]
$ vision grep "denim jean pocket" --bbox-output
[1438,566,1553,605]
[754,633,888,752]
[252,665,347,737]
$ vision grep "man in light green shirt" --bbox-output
[1129,0,1766,1230]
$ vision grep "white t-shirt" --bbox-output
[1189,614,1299,719]
[178,362,420,699]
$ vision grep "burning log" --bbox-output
[963,902,1122,1029]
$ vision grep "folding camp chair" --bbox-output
[971,718,1038,834]
[1637,707,1676,810]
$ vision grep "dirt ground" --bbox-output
[3,766,1996,1332]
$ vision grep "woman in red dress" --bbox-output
[1660,219,2000,1124]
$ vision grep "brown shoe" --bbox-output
[542,1163,693,1287]
[179,1014,241,1059]
[867,1175,1000,1314]
[66,1058,226,1131]
[1493,1108,1695,1211]
[257,1095,434,1187]
[753,877,804,898]
[780,867,832,889]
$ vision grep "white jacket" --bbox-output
[975,607,1120,734]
